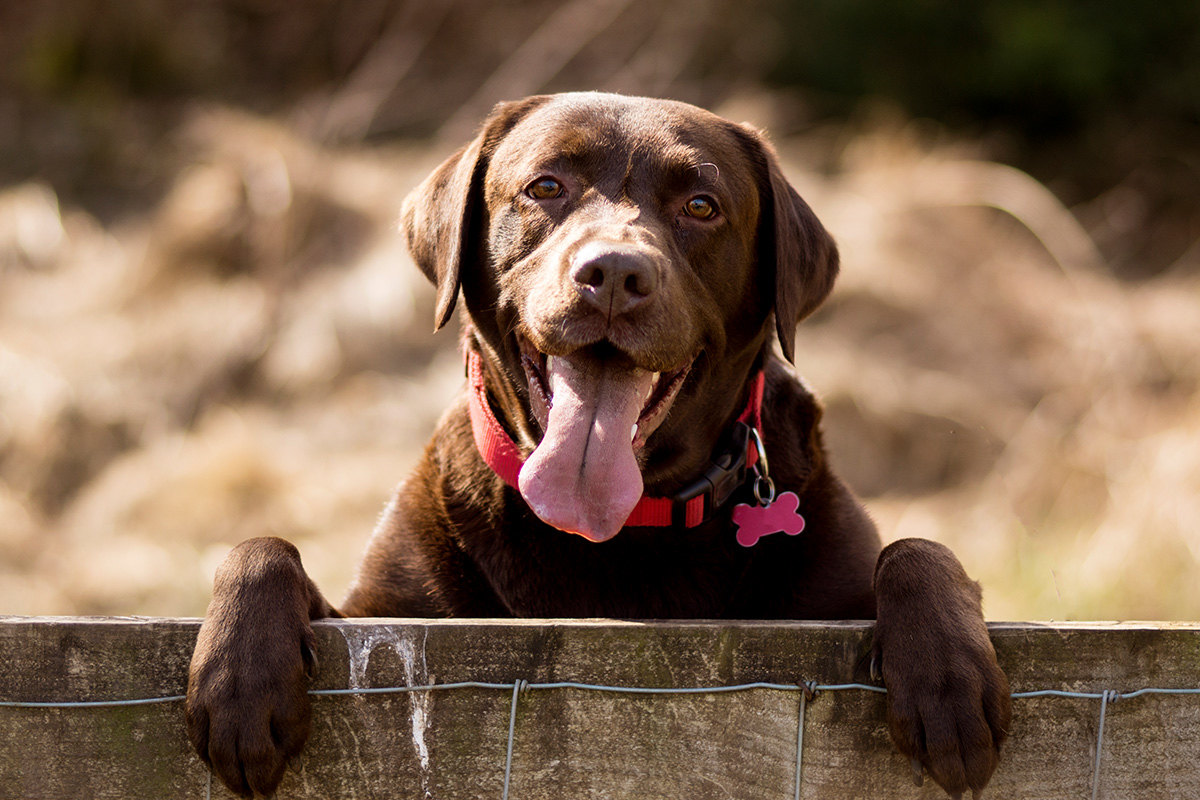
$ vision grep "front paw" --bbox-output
[187,610,317,798]
[186,538,327,798]
[873,539,1012,799]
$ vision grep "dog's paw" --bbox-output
[872,538,1012,799]
[187,610,317,797]
[873,636,1011,799]
[186,538,324,798]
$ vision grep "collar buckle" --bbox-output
[669,421,752,528]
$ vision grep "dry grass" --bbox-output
[1,104,1196,620]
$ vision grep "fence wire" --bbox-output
[6,678,1200,799]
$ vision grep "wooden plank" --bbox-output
[2,618,1199,799]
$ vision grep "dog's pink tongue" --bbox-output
[518,355,653,542]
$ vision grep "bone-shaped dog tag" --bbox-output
[732,491,805,547]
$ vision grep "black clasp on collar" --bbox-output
[670,421,752,528]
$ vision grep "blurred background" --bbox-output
[1,0,1197,620]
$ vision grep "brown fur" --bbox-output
[187,93,1010,798]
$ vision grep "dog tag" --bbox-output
[732,491,805,547]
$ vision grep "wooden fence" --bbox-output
[2,617,1199,799]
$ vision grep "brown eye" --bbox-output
[684,195,718,220]
[526,177,564,200]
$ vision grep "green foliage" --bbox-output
[765,0,1200,136]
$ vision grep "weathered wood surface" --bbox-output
[2,618,1199,799]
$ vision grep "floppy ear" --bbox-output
[736,126,839,363]
[401,96,550,330]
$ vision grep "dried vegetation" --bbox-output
[1,3,1197,619]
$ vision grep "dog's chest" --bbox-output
[499,526,760,619]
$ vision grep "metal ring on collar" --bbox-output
[748,426,770,477]
[752,473,776,506]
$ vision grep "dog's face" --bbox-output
[403,93,838,541]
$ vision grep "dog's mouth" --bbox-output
[515,335,693,543]
[518,337,692,449]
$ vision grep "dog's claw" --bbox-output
[910,757,924,787]
[870,652,882,682]
[907,758,926,786]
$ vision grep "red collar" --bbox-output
[466,347,764,529]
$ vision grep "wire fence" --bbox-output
[6,678,1200,800]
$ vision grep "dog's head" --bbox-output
[402,92,837,541]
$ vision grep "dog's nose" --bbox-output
[570,243,659,316]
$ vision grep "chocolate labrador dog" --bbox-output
[187,92,1011,798]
